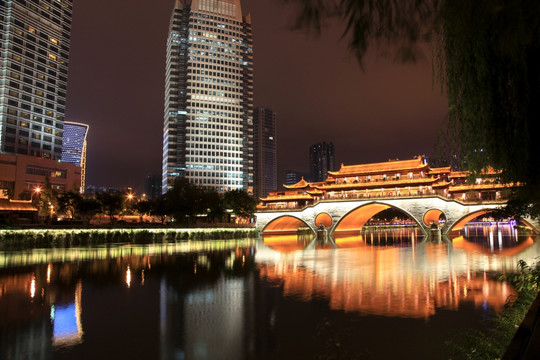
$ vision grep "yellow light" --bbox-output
[30,277,36,298]
[126,265,131,288]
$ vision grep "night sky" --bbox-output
[65,0,447,192]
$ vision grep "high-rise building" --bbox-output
[145,174,162,200]
[162,0,254,194]
[285,170,310,187]
[309,141,335,182]
[62,122,88,192]
[0,0,73,161]
[253,107,276,199]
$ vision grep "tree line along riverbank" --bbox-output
[0,227,259,248]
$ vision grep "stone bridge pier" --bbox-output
[255,196,540,237]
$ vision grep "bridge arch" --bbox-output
[449,209,504,232]
[315,212,333,228]
[262,215,314,235]
[333,202,423,235]
[423,209,446,227]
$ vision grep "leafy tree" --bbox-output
[57,191,82,219]
[165,178,205,225]
[202,189,225,223]
[151,196,170,224]
[76,197,101,225]
[223,190,257,219]
[96,191,125,225]
[283,0,540,216]
[135,199,154,221]
[38,177,57,223]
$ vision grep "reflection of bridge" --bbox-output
[256,196,540,236]
[255,240,531,319]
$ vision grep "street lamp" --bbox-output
[30,186,41,201]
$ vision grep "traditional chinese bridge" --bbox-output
[255,157,540,236]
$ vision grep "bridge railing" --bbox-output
[256,193,508,213]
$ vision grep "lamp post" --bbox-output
[30,186,41,202]
[30,186,41,224]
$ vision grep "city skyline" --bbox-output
[65,0,447,191]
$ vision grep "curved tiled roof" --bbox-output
[328,157,427,177]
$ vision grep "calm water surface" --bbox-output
[1,225,538,360]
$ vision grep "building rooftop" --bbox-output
[328,157,427,177]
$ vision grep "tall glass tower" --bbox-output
[0,0,72,160]
[309,141,335,182]
[253,107,276,199]
[62,122,88,192]
[162,0,254,194]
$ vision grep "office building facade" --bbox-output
[0,153,80,199]
[0,0,72,161]
[162,0,254,194]
[145,174,162,200]
[62,122,88,192]
[253,107,276,199]
[309,141,335,182]
[285,170,310,187]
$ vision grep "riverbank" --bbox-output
[450,260,540,359]
[0,227,258,248]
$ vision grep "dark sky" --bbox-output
[65,0,447,192]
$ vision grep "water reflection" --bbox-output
[0,240,255,360]
[0,226,538,359]
[258,225,539,319]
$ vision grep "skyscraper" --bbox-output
[145,174,162,200]
[309,141,335,182]
[162,0,254,194]
[253,107,276,199]
[0,0,73,160]
[62,122,89,192]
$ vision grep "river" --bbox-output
[0,225,537,359]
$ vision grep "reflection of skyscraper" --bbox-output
[62,122,89,192]
[0,1,73,160]
[162,0,254,194]
[309,141,335,182]
[253,107,276,199]
[52,281,83,347]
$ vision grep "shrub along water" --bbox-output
[449,260,540,359]
[0,228,258,248]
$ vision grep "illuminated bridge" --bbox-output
[255,157,540,236]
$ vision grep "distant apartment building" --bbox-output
[162,0,254,194]
[309,141,335,182]
[0,0,73,161]
[145,174,162,200]
[253,107,276,199]
[0,153,80,199]
[62,122,88,192]
[285,170,310,187]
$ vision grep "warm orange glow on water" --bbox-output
[263,234,312,253]
[452,236,534,256]
[258,244,516,318]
